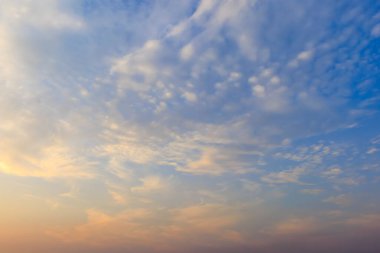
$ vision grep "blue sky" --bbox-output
[0,1,379,252]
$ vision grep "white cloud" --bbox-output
[289,49,314,67]
[111,39,166,92]
[268,217,317,235]
[248,76,258,84]
[0,140,95,178]
[300,189,323,195]
[260,86,290,112]
[180,43,195,61]
[260,68,273,78]
[182,91,198,102]
[252,84,266,98]
[338,177,360,186]
[179,148,228,175]
[367,147,378,154]
[0,4,377,252]
[49,203,241,251]
[131,176,166,193]
[371,24,380,37]
[168,203,240,240]
[229,72,241,81]
[322,167,342,178]
[0,1,83,86]
[0,0,84,30]
[345,214,380,228]
[269,76,281,85]
[178,146,256,175]
[324,194,351,206]
[241,179,261,192]
[297,49,314,61]
[109,191,127,205]
[261,167,306,184]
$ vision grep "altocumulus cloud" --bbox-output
[0,1,380,253]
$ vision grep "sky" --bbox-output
[0,0,380,252]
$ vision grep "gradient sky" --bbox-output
[0,1,380,252]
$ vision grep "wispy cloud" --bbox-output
[0,0,379,252]
[261,167,306,184]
